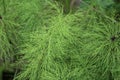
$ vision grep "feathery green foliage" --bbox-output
[0,0,18,65]
[0,0,120,80]
[14,2,83,79]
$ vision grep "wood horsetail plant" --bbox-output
[14,2,83,79]
[0,0,120,80]
[81,19,120,80]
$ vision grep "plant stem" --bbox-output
[3,0,6,14]
[108,71,114,80]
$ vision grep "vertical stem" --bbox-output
[108,71,114,80]
[3,0,6,14]
[108,48,114,80]
[64,0,70,14]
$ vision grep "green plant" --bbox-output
[0,0,120,80]
[81,18,120,80]
[14,2,83,79]
[0,0,18,65]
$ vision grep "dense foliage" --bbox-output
[0,0,120,80]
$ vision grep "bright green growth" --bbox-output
[14,8,83,80]
[0,0,120,80]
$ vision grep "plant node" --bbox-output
[111,36,116,41]
[0,16,2,20]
